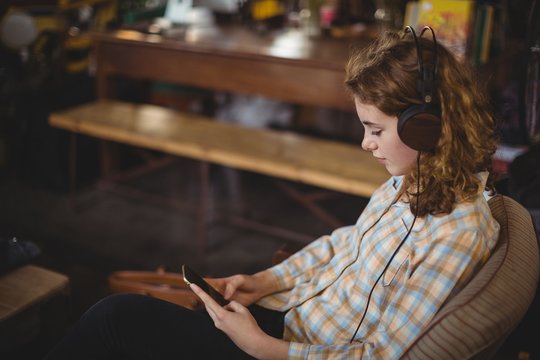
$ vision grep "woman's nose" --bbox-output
[362,135,377,151]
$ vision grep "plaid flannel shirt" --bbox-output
[257,173,500,359]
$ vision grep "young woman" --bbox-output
[46,28,500,359]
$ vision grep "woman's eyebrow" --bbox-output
[361,120,379,126]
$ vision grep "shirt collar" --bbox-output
[476,171,489,188]
[391,172,489,209]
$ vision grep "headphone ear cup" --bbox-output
[398,104,442,152]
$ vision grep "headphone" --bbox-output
[397,26,442,152]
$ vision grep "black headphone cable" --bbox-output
[350,153,421,343]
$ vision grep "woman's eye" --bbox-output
[371,129,382,136]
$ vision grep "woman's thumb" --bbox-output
[224,282,236,299]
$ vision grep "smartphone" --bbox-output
[182,265,229,306]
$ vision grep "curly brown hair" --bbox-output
[345,30,498,216]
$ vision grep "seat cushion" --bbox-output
[401,195,539,360]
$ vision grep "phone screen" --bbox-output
[182,265,229,306]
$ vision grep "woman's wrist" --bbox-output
[252,270,281,297]
[250,333,289,360]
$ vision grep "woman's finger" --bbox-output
[224,282,236,299]
[224,275,245,299]
[225,300,247,313]
[190,284,224,316]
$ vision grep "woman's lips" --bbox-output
[374,157,386,164]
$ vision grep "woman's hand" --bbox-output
[206,271,279,306]
[190,284,288,360]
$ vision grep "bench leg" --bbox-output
[100,140,120,177]
[69,133,77,195]
[274,181,344,229]
[197,161,210,255]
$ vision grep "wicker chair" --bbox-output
[401,195,539,359]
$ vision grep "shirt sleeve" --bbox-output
[268,225,354,290]
[286,228,494,359]
[256,225,355,309]
[267,177,396,294]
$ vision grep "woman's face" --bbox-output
[356,99,418,176]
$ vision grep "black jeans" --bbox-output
[45,293,285,360]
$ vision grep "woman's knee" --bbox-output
[93,293,149,309]
[81,293,149,325]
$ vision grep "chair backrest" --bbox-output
[401,195,540,360]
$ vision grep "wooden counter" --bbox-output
[93,25,370,110]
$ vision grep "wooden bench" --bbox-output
[49,100,388,246]
[0,265,70,350]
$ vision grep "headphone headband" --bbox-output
[403,25,438,104]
